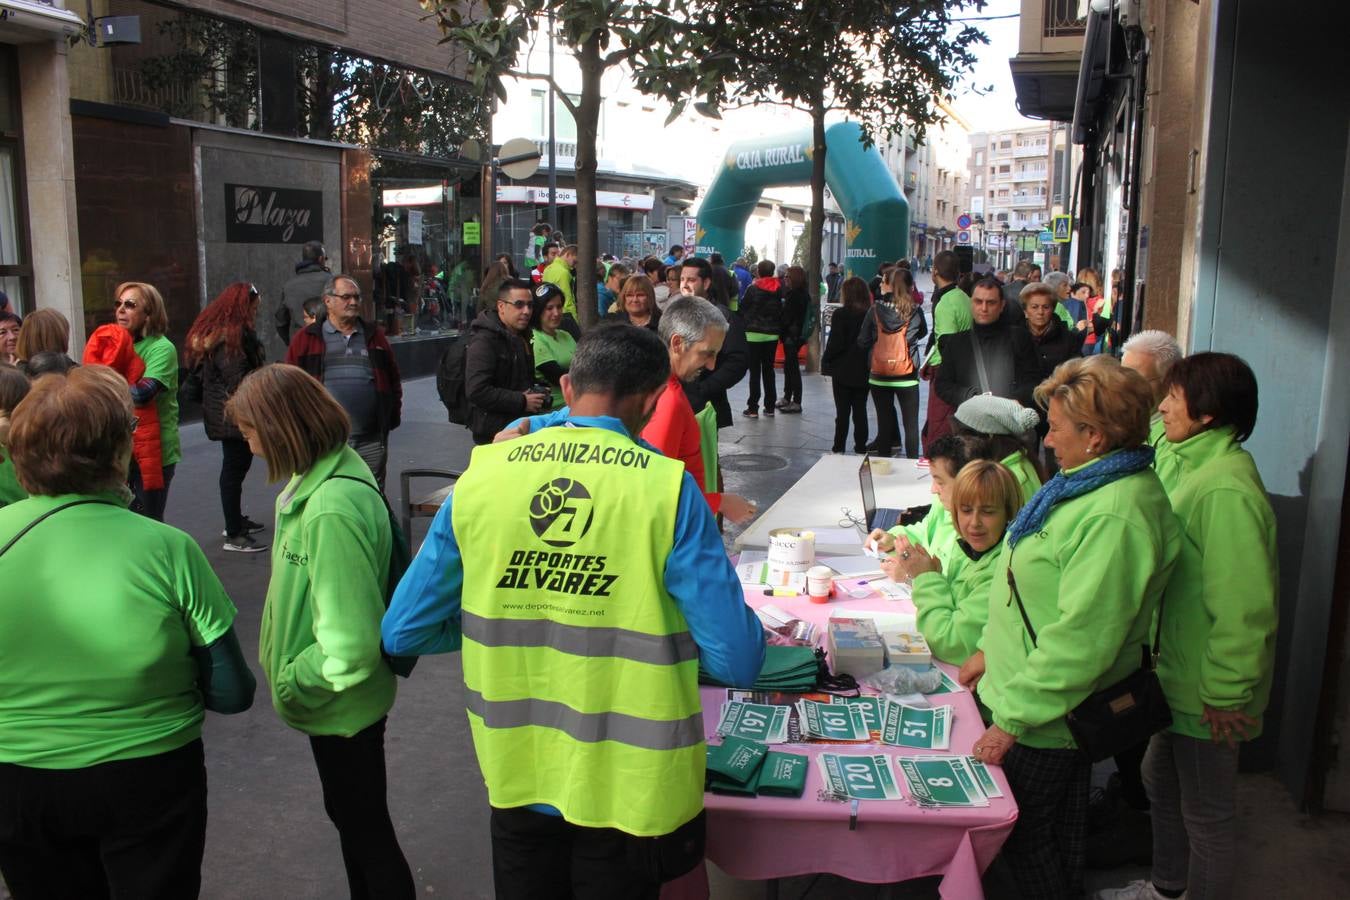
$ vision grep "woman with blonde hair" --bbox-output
[185,282,267,552]
[606,274,661,331]
[891,459,1024,666]
[962,356,1180,899]
[113,281,180,520]
[226,364,414,899]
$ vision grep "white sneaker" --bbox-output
[1095,881,1183,900]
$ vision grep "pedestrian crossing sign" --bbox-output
[1052,215,1072,243]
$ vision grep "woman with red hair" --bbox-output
[185,283,267,551]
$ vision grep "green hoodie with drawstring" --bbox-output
[912,536,1005,666]
[259,446,396,737]
[1156,426,1278,741]
[978,455,1181,748]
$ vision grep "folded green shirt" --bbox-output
[756,751,809,798]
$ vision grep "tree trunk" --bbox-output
[572,33,604,329]
[806,103,827,374]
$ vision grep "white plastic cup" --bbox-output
[807,565,833,604]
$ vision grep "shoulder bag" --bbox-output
[1006,556,1172,761]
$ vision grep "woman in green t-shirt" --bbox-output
[227,364,415,899]
[0,365,253,897]
[531,284,577,411]
[114,281,181,521]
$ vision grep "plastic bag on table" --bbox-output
[861,665,943,695]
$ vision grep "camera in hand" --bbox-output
[529,383,554,411]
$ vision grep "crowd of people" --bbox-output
[0,236,1277,900]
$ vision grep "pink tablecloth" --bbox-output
[662,581,1018,900]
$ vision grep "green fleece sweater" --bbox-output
[912,536,1003,666]
[1001,450,1043,506]
[979,455,1181,748]
[1156,427,1278,741]
[890,502,965,581]
[1149,416,1183,494]
[259,446,396,737]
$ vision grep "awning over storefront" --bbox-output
[496,185,655,211]
[0,0,83,43]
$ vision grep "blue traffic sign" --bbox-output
[956,213,972,230]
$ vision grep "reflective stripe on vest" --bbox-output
[451,424,702,836]
[464,688,705,751]
[461,610,697,667]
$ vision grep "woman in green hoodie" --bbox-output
[227,364,414,900]
[890,460,1024,666]
[961,357,1181,900]
[1099,353,1277,900]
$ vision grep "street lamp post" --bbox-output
[1000,222,1010,271]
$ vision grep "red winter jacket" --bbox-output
[82,325,164,490]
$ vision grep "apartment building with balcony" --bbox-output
[967,124,1057,261]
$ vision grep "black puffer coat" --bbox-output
[200,329,265,441]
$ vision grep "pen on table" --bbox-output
[849,798,859,830]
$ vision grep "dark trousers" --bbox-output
[308,717,415,900]
[1114,738,1151,810]
[779,340,802,403]
[745,341,778,412]
[490,806,705,900]
[219,437,254,537]
[128,462,175,522]
[0,739,207,900]
[921,365,956,446]
[870,383,921,458]
[1000,743,1093,900]
[831,382,870,453]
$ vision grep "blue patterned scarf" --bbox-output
[1007,447,1155,547]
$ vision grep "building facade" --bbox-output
[966,124,1056,269]
[24,0,489,371]
[1013,0,1350,813]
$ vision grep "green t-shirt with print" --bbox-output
[532,328,577,411]
[0,494,237,768]
[135,334,181,467]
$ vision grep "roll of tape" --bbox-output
[767,528,816,573]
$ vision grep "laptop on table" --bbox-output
[859,454,903,532]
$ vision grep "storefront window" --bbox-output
[371,160,483,340]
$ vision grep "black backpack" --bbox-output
[329,475,417,678]
[436,331,472,425]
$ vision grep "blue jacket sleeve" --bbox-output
[663,472,765,686]
[506,407,572,433]
[382,496,464,655]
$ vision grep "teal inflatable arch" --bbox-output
[695,121,909,283]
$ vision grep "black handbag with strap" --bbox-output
[1006,557,1172,762]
